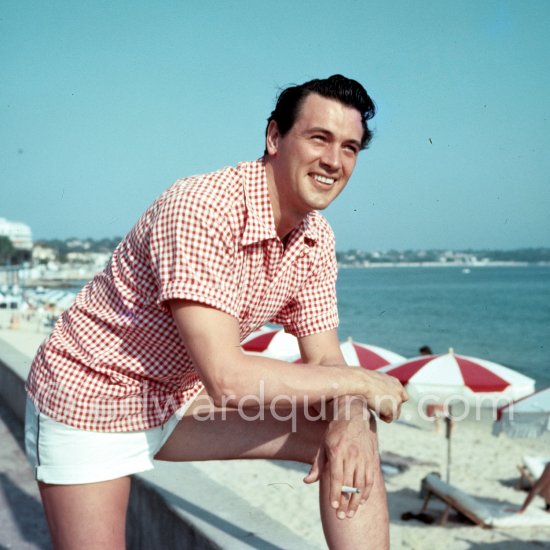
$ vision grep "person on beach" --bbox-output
[419,345,433,356]
[516,463,550,514]
[24,74,408,549]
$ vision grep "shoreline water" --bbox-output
[3,264,549,388]
[2,260,549,286]
[336,265,550,389]
[338,261,548,268]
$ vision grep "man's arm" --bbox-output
[170,300,406,520]
[298,329,405,420]
[518,463,550,513]
[298,330,397,517]
[169,300,407,416]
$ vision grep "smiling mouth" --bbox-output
[313,174,336,186]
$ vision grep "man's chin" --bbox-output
[310,198,334,211]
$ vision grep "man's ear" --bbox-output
[265,120,280,155]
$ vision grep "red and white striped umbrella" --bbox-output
[339,338,406,370]
[241,327,300,360]
[378,348,535,405]
[242,328,405,370]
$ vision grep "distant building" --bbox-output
[65,251,110,268]
[0,217,33,252]
[66,239,91,250]
[32,244,58,263]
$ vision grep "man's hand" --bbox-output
[303,397,379,519]
[360,370,408,422]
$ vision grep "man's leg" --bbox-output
[38,476,131,550]
[319,416,389,549]
[156,392,390,549]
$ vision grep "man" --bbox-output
[25,74,407,549]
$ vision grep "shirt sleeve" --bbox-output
[148,181,239,317]
[273,220,339,338]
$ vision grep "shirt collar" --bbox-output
[240,158,319,247]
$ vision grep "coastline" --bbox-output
[2,261,549,288]
[337,261,550,269]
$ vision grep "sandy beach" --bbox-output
[1,309,549,549]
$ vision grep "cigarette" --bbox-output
[341,485,360,494]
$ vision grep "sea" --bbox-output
[65,265,549,389]
[335,265,550,389]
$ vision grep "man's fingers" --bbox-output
[329,456,345,512]
[345,469,365,518]
[337,460,357,518]
[304,447,324,484]
[375,397,405,422]
[347,489,363,517]
[364,371,409,421]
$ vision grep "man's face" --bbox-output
[266,93,364,223]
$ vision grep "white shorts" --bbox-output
[24,397,186,485]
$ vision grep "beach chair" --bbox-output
[419,473,550,528]
[516,455,550,490]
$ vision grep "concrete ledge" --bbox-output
[0,337,321,550]
[136,462,320,550]
[0,338,32,423]
[127,474,222,550]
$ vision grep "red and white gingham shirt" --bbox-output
[26,159,339,432]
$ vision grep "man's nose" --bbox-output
[320,144,341,171]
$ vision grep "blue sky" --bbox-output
[2,0,549,250]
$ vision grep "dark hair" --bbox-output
[265,74,376,151]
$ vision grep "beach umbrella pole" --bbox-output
[445,405,452,483]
